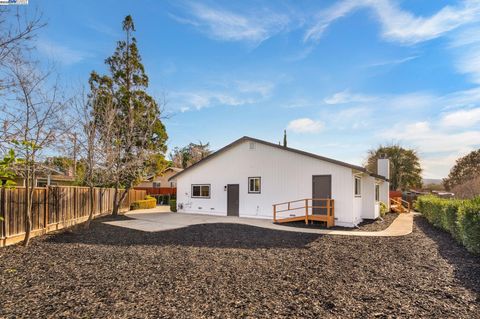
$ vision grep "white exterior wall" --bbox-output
[352,175,363,225]
[380,181,390,210]
[176,140,386,227]
[361,175,382,219]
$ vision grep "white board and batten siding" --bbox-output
[175,138,389,227]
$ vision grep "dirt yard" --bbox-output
[0,215,479,318]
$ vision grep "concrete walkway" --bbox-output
[104,207,414,237]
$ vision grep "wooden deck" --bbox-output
[273,198,335,228]
[390,197,410,214]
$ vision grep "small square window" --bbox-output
[153,182,161,188]
[248,177,261,193]
[192,184,210,198]
[354,176,361,197]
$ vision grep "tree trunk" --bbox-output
[112,185,119,216]
[112,186,129,216]
[84,186,95,229]
[112,188,129,216]
[23,178,34,247]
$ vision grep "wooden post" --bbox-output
[326,199,331,228]
[273,205,276,223]
[1,188,6,241]
[305,199,309,224]
[44,187,49,230]
[73,187,77,222]
[330,200,335,228]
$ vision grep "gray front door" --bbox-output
[227,184,239,216]
[312,175,332,215]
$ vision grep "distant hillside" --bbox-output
[423,179,443,186]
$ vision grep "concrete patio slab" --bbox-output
[103,210,414,237]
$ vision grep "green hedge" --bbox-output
[415,195,480,254]
[169,199,177,212]
[130,196,157,210]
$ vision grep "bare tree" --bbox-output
[0,7,45,90]
[0,8,45,158]
[1,56,67,246]
[170,141,212,169]
[69,84,118,228]
[452,176,480,199]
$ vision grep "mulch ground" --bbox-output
[0,215,479,318]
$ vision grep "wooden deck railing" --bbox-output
[273,198,335,228]
[390,197,410,213]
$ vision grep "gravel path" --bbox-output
[0,215,478,318]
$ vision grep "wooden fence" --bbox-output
[0,186,146,247]
[134,187,176,196]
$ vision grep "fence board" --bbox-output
[0,186,146,247]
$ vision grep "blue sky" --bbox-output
[26,0,480,178]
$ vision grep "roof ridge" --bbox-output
[169,136,388,181]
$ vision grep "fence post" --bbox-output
[273,205,276,223]
[1,188,6,242]
[44,187,49,231]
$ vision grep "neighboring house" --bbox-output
[6,166,76,187]
[169,136,390,227]
[135,167,183,195]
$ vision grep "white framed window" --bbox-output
[191,184,210,198]
[248,177,261,193]
[354,176,362,197]
[375,184,380,202]
[153,182,161,188]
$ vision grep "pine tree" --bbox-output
[90,15,168,215]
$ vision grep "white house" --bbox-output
[169,136,390,227]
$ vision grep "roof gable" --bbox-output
[169,136,387,181]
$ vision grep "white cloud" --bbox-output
[173,80,275,111]
[235,80,274,97]
[170,3,290,45]
[323,90,375,104]
[287,118,324,133]
[387,92,437,110]
[333,106,371,129]
[365,55,419,68]
[324,90,438,111]
[305,0,480,45]
[177,91,247,110]
[450,26,480,84]
[441,107,480,127]
[37,39,92,65]
[380,120,480,177]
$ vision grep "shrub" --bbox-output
[169,199,177,212]
[457,200,480,254]
[415,195,480,254]
[130,196,157,210]
[379,202,388,217]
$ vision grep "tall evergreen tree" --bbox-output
[90,15,168,215]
